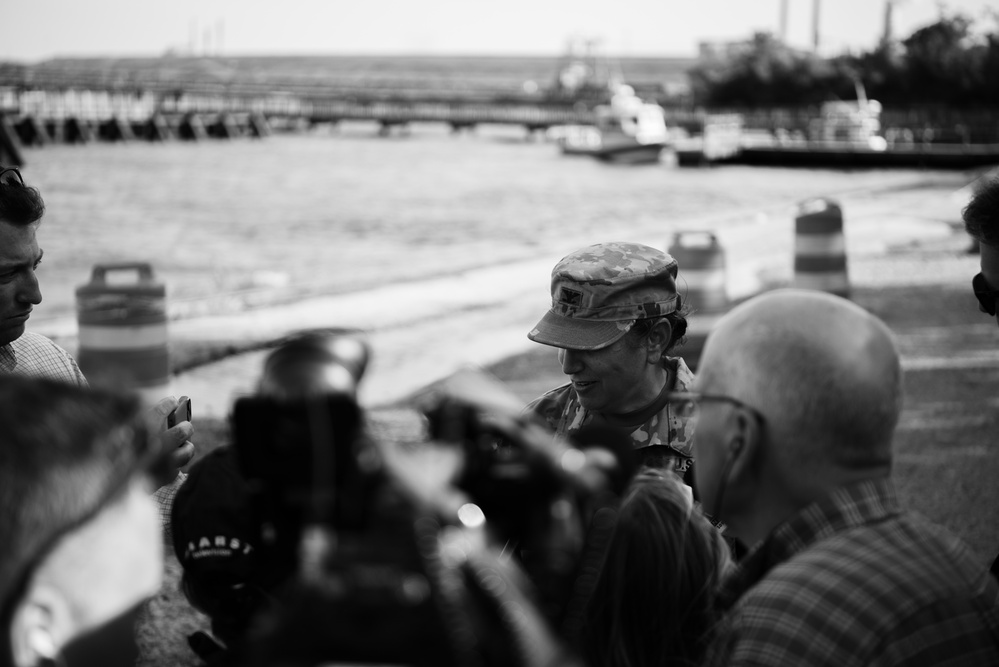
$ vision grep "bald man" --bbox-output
[686,290,999,666]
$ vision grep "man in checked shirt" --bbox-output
[689,290,999,666]
[0,166,194,532]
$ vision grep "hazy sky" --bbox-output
[2,0,997,62]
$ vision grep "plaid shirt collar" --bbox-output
[717,477,900,611]
[0,342,16,373]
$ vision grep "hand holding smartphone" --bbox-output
[167,395,193,428]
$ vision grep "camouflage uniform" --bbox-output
[525,242,696,476]
[525,356,695,476]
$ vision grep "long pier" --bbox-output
[4,59,996,170]
[0,69,601,165]
[1,84,595,127]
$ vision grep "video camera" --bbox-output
[222,330,634,666]
[417,369,637,629]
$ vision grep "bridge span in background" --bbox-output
[0,71,602,157]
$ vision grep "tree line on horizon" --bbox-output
[687,13,999,108]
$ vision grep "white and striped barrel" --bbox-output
[794,198,849,298]
[76,263,169,396]
[668,231,729,313]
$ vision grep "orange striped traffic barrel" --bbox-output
[76,263,169,396]
[794,198,849,298]
[667,231,728,313]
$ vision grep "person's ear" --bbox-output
[645,320,673,364]
[9,585,72,667]
[726,409,763,484]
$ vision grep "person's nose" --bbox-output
[17,271,42,306]
[560,348,584,375]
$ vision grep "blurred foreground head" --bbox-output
[963,176,999,326]
[581,470,729,667]
[0,377,162,667]
[692,290,902,545]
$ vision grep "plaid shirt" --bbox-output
[705,478,999,666]
[0,331,88,386]
[1,331,184,535]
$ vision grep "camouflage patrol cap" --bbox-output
[528,242,679,350]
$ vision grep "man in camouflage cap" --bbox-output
[525,242,695,477]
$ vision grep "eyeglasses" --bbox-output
[972,273,999,317]
[0,166,24,187]
[666,391,766,426]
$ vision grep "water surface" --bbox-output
[20,124,961,321]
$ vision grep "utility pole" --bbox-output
[189,19,198,56]
[882,0,908,46]
[813,0,822,52]
[780,0,789,42]
[883,1,893,44]
[216,19,225,55]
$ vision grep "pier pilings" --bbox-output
[0,114,24,166]
[0,85,592,155]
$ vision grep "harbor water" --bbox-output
[20,123,965,323]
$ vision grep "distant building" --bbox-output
[697,38,811,62]
[698,40,757,62]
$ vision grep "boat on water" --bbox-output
[556,84,670,164]
[718,90,999,169]
[544,39,670,165]
[723,139,999,169]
